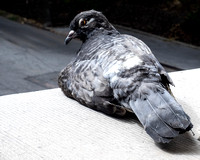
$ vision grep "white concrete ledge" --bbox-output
[1,69,200,160]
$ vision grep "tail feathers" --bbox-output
[129,84,193,143]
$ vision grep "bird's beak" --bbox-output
[65,30,77,45]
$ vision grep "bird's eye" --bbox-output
[79,18,87,27]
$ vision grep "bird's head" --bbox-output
[65,10,116,44]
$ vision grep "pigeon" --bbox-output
[58,10,193,143]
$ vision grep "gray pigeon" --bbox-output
[58,10,193,143]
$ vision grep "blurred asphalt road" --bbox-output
[0,16,200,96]
[0,16,81,95]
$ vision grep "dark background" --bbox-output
[0,0,200,46]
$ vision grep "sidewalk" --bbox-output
[0,16,200,96]
[1,69,200,160]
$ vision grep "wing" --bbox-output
[125,35,175,89]
[58,58,126,116]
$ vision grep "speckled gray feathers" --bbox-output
[58,10,193,143]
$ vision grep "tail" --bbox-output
[129,83,193,143]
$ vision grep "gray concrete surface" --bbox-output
[1,69,200,160]
[0,16,200,96]
[0,16,81,95]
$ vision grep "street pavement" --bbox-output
[0,16,81,95]
[0,16,200,96]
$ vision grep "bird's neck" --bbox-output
[86,28,119,41]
